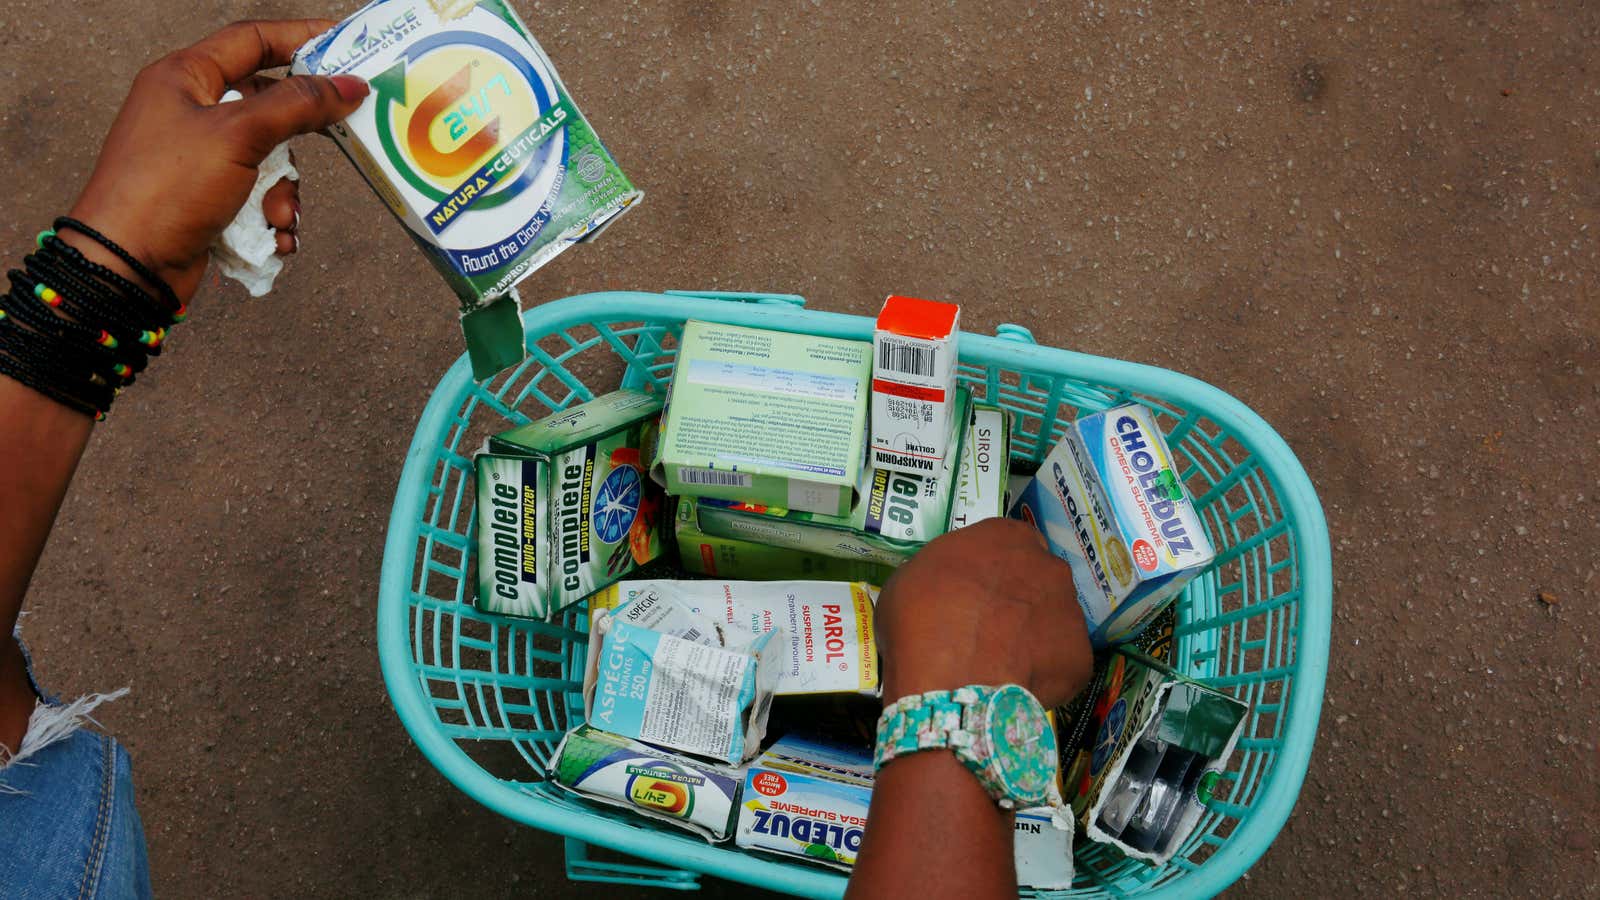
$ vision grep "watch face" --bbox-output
[985,685,1058,805]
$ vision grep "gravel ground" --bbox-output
[3,0,1596,897]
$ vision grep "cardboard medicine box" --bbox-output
[654,320,872,517]
[688,389,971,567]
[673,500,895,585]
[736,735,874,869]
[589,579,880,697]
[737,735,1077,882]
[549,724,742,841]
[1010,403,1214,646]
[582,609,780,765]
[1061,649,1247,865]
[474,390,664,619]
[292,0,642,379]
[870,295,960,475]
[948,402,1010,530]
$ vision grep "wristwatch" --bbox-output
[873,684,1063,812]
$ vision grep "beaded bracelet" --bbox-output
[38,235,184,329]
[0,315,117,409]
[0,349,99,417]
[2,270,153,378]
[28,247,168,346]
[0,272,142,366]
[0,221,182,419]
[54,217,181,312]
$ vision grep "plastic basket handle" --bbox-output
[995,323,1037,344]
[564,838,702,890]
[664,289,807,308]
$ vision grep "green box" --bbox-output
[475,390,665,617]
[1058,647,1247,864]
[549,724,742,842]
[292,0,642,379]
[689,390,970,567]
[674,500,895,585]
[654,320,872,517]
[489,389,663,456]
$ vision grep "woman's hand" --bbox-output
[849,519,1094,900]
[874,517,1094,708]
[66,20,369,302]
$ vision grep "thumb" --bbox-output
[227,74,369,163]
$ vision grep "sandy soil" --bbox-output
[3,0,1596,896]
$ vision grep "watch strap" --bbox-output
[875,687,1006,799]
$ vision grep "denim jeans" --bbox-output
[0,635,151,899]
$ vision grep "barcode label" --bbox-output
[877,339,937,378]
[678,468,753,488]
[680,627,704,644]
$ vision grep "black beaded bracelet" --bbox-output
[38,235,181,327]
[0,221,182,419]
[29,248,165,345]
[0,315,116,408]
[54,217,180,312]
[0,349,98,416]
[0,292,143,390]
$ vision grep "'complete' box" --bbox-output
[654,321,872,516]
[474,390,664,619]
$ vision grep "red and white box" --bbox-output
[870,295,961,475]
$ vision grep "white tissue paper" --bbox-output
[211,90,297,297]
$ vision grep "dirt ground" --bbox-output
[3,0,1596,896]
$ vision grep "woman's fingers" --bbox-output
[262,177,298,230]
[263,176,299,256]
[174,20,340,98]
[227,74,279,99]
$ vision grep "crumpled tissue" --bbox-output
[210,90,297,297]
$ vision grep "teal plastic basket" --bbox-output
[378,290,1332,898]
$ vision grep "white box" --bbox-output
[870,295,960,475]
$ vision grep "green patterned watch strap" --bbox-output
[873,687,982,771]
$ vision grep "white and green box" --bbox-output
[948,403,1010,530]
[654,321,872,517]
[292,0,642,379]
[674,500,895,585]
[1060,649,1247,865]
[549,724,742,841]
[1010,403,1215,647]
[582,609,781,764]
[688,390,970,567]
[474,390,664,618]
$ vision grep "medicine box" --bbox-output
[1010,403,1214,646]
[870,295,960,475]
[689,389,970,567]
[1060,649,1247,864]
[292,0,641,378]
[654,320,872,516]
[474,390,664,618]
